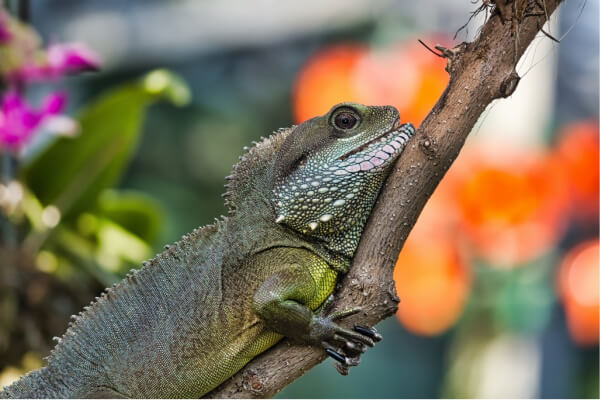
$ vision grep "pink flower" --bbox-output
[0,91,77,152]
[12,42,101,83]
[0,9,12,43]
[46,43,101,74]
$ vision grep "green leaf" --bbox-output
[22,69,190,221]
[53,214,156,286]
[93,217,153,275]
[52,227,123,286]
[94,189,164,245]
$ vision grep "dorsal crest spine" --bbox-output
[223,126,293,214]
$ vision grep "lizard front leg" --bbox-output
[251,249,381,373]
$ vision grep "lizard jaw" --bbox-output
[334,123,415,175]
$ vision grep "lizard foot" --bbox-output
[327,325,382,375]
[308,301,382,375]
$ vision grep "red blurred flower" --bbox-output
[354,38,449,126]
[554,121,599,222]
[293,44,367,123]
[395,181,472,336]
[292,37,449,126]
[557,239,599,346]
[450,148,569,266]
[0,90,77,152]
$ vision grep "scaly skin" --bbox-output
[1,103,414,398]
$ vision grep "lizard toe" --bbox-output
[354,325,383,342]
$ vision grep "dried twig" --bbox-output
[417,39,444,57]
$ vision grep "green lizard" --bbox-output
[1,102,415,398]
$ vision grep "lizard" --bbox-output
[1,102,415,398]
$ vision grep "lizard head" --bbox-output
[272,102,415,257]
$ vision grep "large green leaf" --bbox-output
[23,69,190,221]
[45,189,164,287]
[95,189,164,245]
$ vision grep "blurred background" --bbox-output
[0,0,597,398]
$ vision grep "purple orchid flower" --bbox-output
[46,42,101,74]
[12,42,101,83]
[0,90,77,152]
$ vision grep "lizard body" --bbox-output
[1,103,414,398]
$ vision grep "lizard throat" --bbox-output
[272,122,415,256]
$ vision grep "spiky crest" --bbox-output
[223,126,294,214]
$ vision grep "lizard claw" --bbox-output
[325,348,361,376]
[325,348,347,364]
[354,325,382,342]
[335,362,350,376]
[332,333,366,355]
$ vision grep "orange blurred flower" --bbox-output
[293,44,368,123]
[554,121,599,222]
[394,184,472,336]
[450,148,569,266]
[557,239,599,346]
[375,39,448,125]
[292,37,449,126]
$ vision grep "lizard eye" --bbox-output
[333,111,359,130]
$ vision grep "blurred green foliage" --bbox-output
[21,70,190,286]
[0,70,191,385]
[23,70,189,221]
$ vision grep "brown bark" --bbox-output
[207,1,564,397]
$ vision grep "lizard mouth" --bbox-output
[335,120,415,174]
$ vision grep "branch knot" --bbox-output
[500,70,521,98]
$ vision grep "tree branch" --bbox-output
[207,1,564,397]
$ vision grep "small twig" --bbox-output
[417,39,444,57]
[540,28,560,42]
[434,45,456,58]
[454,1,494,39]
